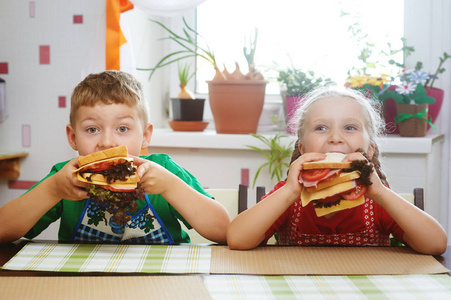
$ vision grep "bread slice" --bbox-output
[302,152,351,170]
[78,145,129,167]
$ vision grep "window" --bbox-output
[195,0,404,96]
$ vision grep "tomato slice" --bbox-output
[89,164,112,172]
[301,168,331,181]
[340,184,367,200]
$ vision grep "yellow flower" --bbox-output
[347,74,391,89]
[346,75,368,88]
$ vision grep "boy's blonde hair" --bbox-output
[287,85,389,186]
[69,70,149,127]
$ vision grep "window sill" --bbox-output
[150,128,444,154]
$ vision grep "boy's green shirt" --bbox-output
[24,154,212,243]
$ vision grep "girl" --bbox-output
[227,85,447,255]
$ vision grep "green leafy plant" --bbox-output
[343,7,450,90]
[177,62,196,99]
[138,18,265,82]
[277,66,334,97]
[385,38,451,89]
[243,28,262,78]
[423,52,451,88]
[379,76,435,105]
[137,17,218,81]
[178,62,195,86]
[246,134,294,188]
[378,47,450,105]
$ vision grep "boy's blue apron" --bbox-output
[72,194,174,244]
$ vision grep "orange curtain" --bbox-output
[105,0,134,70]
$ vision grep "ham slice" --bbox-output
[299,168,342,188]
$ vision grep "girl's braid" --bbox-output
[288,139,301,166]
[369,145,390,187]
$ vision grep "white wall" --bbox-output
[0,1,164,239]
[404,0,451,237]
[0,0,450,241]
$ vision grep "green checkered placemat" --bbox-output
[2,243,211,274]
[204,274,451,299]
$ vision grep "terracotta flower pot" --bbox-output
[395,103,428,137]
[207,80,267,134]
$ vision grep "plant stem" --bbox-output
[429,52,451,88]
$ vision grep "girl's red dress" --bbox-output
[263,181,405,246]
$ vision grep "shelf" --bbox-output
[150,129,444,154]
[0,152,29,178]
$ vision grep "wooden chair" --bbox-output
[256,186,266,203]
[181,184,248,243]
[400,187,424,210]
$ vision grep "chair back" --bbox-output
[400,188,424,210]
[181,185,248,244]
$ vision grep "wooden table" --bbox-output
[1,240,450,276]
[1,241,451,300]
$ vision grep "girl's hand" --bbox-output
[51,157,89,201]
[343,152,447,255]
[131,155,177,196]
[285,152,327,199]
[343,152,384,201]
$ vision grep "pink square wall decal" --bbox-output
[73,15,83,24]
[30,2,35,18]
[0,63,8,74]
[22,124,31,147]
[241,168,249,186]
[8,180,38,190]
[39,45,50,64]
[58,96,66,108]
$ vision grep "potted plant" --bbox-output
[378,70,438,137]
[277,66,333,134]
[246,133,294,188]
[140,18,267,134]
[168,62,208,131]
[375,49,450,136]
[346,36,450,135]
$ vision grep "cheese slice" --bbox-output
[314,195,365,217]
[301,180,357,207]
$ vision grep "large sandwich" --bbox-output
[298,152,372,217]
[74,145,145,225]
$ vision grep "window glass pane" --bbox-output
[196,0,404,95]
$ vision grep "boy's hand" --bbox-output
[131,155,178,196]
[51,157,89,201]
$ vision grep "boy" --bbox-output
[0,70,230,244]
